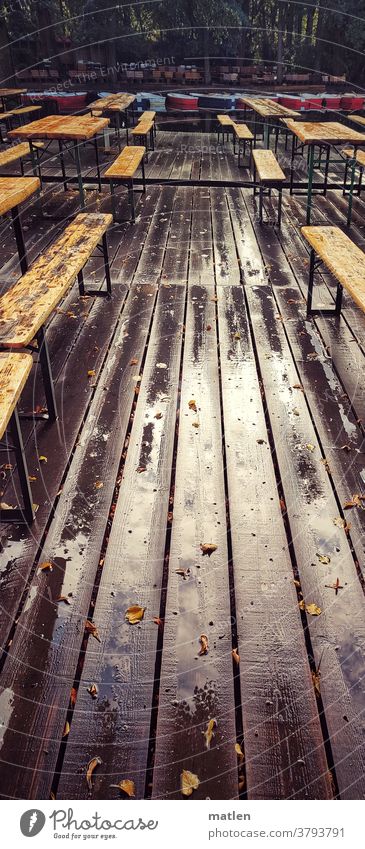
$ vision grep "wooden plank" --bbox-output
[0,142,37,167]
[217,284,332,799]
[152,284,238,800]
[0,88,27,97]
[57,284,185,800]
[211,188,240,284]
[104,146,145,179]
[233,122,254,140]
[0,176,39,216]
[0,212,112,347]
[252,149,286,183]
[189,188,214,285]
[0,353,32,438]
[0,283,158,800]
[131,121,153,136]
[286,121,365,145]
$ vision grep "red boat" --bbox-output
[166,92,199,110]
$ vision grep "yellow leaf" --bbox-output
[62,721,70,738]
[200,543,217,556]
[39,561,53,572]
[203,718,217,750]
[39,455,47,463]
[305,443,315,452]
[94,480,103,489]
[88,370,96,377]
[188,399,197,412]
[110,779,136,797]
[85,620,101,642]
[181,769,200,797]
[199,634,209,655]
[233,331,241,340]
[306,603,322,616]
[235,742,244,761]
[316,553,331,565]
[86,756,102,791]
[232,647,240,665]
[125,604,146,624]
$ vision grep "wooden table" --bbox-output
[0,88,27,110]
[284,120,365,223]
[87,93,136,146]
[8,115,109,208]
[241,97,301,147]
[0,176,40,273]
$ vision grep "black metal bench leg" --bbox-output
[259,186,263,223]
[142,156,146,192]
[37,326,58,422]
[335,281,343,315]
[1,408,35,524]
[102,233,112,294]
[307,248,316,317]
[343,158,349,196]
[277,187,282,227]
[78,268,85,295]
[94,136,102,191]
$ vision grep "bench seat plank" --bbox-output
[0,212,112,347]
[138,110,156,122]
[131,120,153,136]
[342,147,365,168]
[0,175,40,216]
[11,105,42,117]
[232,122,254,140]
[104,145,145,179]
[301,225,365,312]
[0,142,42,167]
[217,114,234,125]
[252,149,286,182]
[0,352,32,438]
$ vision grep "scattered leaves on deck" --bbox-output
[110,779,136,797]
[199,634,209,655]
[192,421,200,428]
[181,769,200,797]
[86,756,102,791]
[203,718,217,750]
[56,595,71,605]
[343,493,365,510]
[333,517,351,531]
[125,604,145,624]
[312,670,321,697]
[85,620,101,642]
[200,543,217,556]
[129,358,138,366]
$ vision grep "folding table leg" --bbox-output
[1,407,35,524]
[259,186,263,223]
[36,326,58,422]
[306,248,316,316]
[306,144,315,225]
[110,180,116,220]
[58,139,68,192]
[102,233,112,295]
[141,156,146,192]
[11,205,28,275]
[73,140,85,210]
[94,136,102,191]
[277,187,282,228]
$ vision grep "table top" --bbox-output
[241,97,301,118]
[301,225,365,311]
[0,352,33,439]
[8,114,110,141]
[0,88,27,98]
[0,176,40,216]
[285,120,365,145]
[88,93,136,112]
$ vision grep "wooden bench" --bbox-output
[104,145,146,222]
[131,119,154,157]
[252,149,286,226]
[0,141,44,174]
[217,114,234,144]
[0,351,34,523]
[232,122,254,165]
[301,225,365,317]
[342,147,365,197]
[138,110,157,139]
[0,212,112,422]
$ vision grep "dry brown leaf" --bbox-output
[206,324,212,331]
[125,604,146,624]
[300,601,321,616]
[153,616,163,628]
[292,407,300,416]
[56,595,71,605]
[199,634,209,655]
[110,779,136,797]
[70,687,77,707]
[87,683,98,700]
[192,421,200,428]
[136,465,146,473]
[85,620,101,642]
[292,383,304,391]
[130,358,138,366]
[188,399,197,412]
[232,648,240,665]
[235,742,244,761]
[343,493,365,510]
[333,517,351,532]
[86,756,102,791]
[87,370,96,377]
[200,543,217,556]
[154,412,163,419]
[305,443,315,452]
[94,480,103,489]
[62,721,70,738]
[203,718,217,750]
[39,561,53,572]
[312,670,321,697]
[233,331,241,340]
[181,769,200,797]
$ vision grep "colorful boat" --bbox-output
[166,92,199,110]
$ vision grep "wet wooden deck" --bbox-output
[0,130,365,801]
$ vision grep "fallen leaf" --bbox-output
[56,595,71,605]
[305,443,315,452]
[175,568,190,579]
[87,683,98,700]
[300,601,321,616]
[203,718,217,750]
[39,561,53,572]
[125,604,145,624]
[130,358,138,366]
[343,493,365,510]
[62,721,70,738]
[232,648,240,665]
[39,455,47,463]
[85,620,101,642]
[200,543,217,556]
[333,517,351,531]
[87,370,96,377]
[340,444,352,453]
[188,399,197,412]
[235,742,244,761]
[70,687,77,707]
[94,480,103,489]
[110,779,136,797]
[136,465,146,473]
[154,412,163,419]
[181,769,200,797]
[257,438,266,445]
[233,331,241,340]
[292,384,304,391]
[199,633,209,655]
[312,670,321,697]
[206,324,212,331]
[28,475,37,482]
[86,756,102,791]
[153,616,163,628]
[292,408,300,416]
[316,553,331,565]
[307,352,318,361]
[192,421,200,428]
